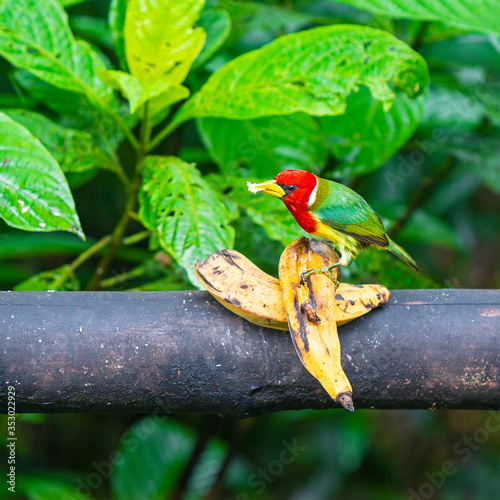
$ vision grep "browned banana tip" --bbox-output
[336,392,354,412]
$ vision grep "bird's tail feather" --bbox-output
[386,237,421,272]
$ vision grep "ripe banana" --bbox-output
[195,249,287,330]
[195,248,389,330]
[279,237,354,411]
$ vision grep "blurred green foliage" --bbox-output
[0,0,499,498]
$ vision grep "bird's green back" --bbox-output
[309,178,389,247]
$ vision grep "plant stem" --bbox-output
[86,104,151,290]
[51,235,113,290]
[69,235,113,272]
[389,156,455,238]
[122,230,151,246]
[103,103,140,151]
[99,262,148,289]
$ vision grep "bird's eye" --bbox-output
[284,185,298,194]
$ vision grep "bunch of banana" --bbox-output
[195,238,390,411]
[194,247,389,330]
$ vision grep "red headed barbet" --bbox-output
[248,169,420,285]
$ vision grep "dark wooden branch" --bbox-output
[0,290,499,416]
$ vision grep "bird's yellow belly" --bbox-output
[311,224,364,258]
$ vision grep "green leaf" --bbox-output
[2,109,116,174]
[333,0,500,34]
[0,112,83,238]
[174,25,429,125]
[418,84,484,135]
[198,113,327,177]
[320,89,425,176]
[139,156,234,286]
[124,0,206,86]
[0,232,88,259]
[0,0,115,106]
[109,0,130,71]
[19,478,92,500]
[99,69,189,114]
[193,9,232,67]
[183,438,226,500]
[12,70,137,156]
[420,34,500,69]
[0,232,148,262]
[0,92,36,109]
[12,69,95,122]
[112,418,194,500]
[14,265,80,291]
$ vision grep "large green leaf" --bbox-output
[124,0,206,86]
[12,70,95,122]
[174,25,428,125]
[0,112,83,237]
[333,0,500,34]
[12,70,136,156]
[2,109,116,173]
[320,89,425,176]
[112,418,194,500]
[0,0,115,106]
[139,156,234,285]
[193,8,232,67]
[198,114,327,177]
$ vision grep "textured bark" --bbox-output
[0,289,499,416]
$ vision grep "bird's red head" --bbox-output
[247,169,319,234]
[275,170,318,210]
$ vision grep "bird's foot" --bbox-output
[300,266,340,287]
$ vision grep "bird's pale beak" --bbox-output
[247,179,286,199]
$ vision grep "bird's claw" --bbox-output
[324,270,340,287]
[300,267,340,287]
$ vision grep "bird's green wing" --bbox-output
[313,180,389,247]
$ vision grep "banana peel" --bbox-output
[195,249,287,330]
[195,248,390,330]
[195,238,391,411]
[278,238,353,411]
